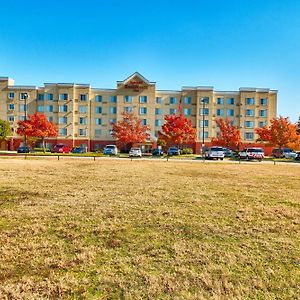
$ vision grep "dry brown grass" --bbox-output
[0,157,300,299]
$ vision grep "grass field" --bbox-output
[0,158,299,299]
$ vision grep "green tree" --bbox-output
[0,119,12,141]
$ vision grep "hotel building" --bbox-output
[0,72,277,152]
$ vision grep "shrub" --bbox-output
[181,148,193,154]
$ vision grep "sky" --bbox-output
[0,0,299,122]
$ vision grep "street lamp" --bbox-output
[200,97,206,156]
[23,92,29,147]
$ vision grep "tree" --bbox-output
[158,113,196,148]
[211,118,241,150]
[111,113,150,149]
[0,119,12,141]
[17,113,58,152]
[255,116,300,150]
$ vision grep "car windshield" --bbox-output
[106,145,115,149]
[169,148,178,150]
[211,147,223,151]
[250,148,263,152]
[131,148,140,151]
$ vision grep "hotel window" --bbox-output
[46,105,53,112]
[155,119,162,126]
[142,119,147,125]
[79,117,87,125]
[199,131,209,139]
[245,109,254,117]
[200,97,209,104]
[20,93,29,100]
[80,94,87,101]
[124,95,132,103]
[59,117,67,124]
[47,116,53,122]
[8,92,14,99]
[95,106,102,114]
[184,108,191,116]
[260,98,268,106]
[79,105,87,114]
[139,107,147,115]
[95,129,102,136]
[8,116,15,122]
[170,97,177,104]
[227,109,234,117]
[59,105,68,113]
[259,109,267,117]
[38,94,44,101]
[124,106,132,113]
[156,97,162,104]
[245,132,254,140]
[37,105,44,112]
[199,120,209,127]
[139,96,147,103]
[46,93,53,101]
[227,98,234,105]
[95,118,102,125]
[245,121,254,128]
[59,93,68,101]
[199,108,209,115]
[110,95,117,103]
[79,129,87,136]
[19,116,26,121]
[216,109,224,116]
[110,106,117,114]
[19,104,26,112]
[184,97,191,104]
[95,95,102,102]
[8,104,14,110]
[109,118,116,124]
[170,108,177,115]
[216,97,224,105]
[155,108,162,115]
[259,121,267,128]
[246,97,255,105]
[59,128,67,136]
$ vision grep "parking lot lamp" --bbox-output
[23,92,29,147]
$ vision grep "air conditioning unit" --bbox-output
[74,110,78,114]
[74,122,78,125]
[74,133,78,137]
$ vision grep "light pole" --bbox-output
[23,92,29,147]
[201,97,206,156]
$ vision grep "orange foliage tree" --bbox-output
[17,113,58,152]
[111,113,150,149]
[255,116,300,150]
[211,118,241,150]
[158,113,196,148]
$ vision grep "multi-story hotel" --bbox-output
[0,72,277,153]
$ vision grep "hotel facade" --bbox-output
[0,72,277,153]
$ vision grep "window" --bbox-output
[259,110,267,117]
[20,93,29,100]
[245,132,254,140]
[110,107,117,114]
[59,117,67,124]
[227,109,234,117]
[216,109,224,116]
[200,97,209,104]
[8,92,14,99]
[8,116,15,122]
[95,106,102,114]
[19,116,26,121]
[47,116,53,122]
[245,109,254,117]
[95,118,102,125]
[199,108,209,115]
[79,105,87,114]
[95,129,102,136]
[259,121,267,128]
[124,106,132,113]
[246,97,255,105]
[142,119,147,125]
[155,108,162,115]
[37,105,44,112]
[156,97,162,104]
[170,108,177,115]
[109,118,116,124]
[124,95,132,103]
[19,104,26,112]
[110,95,117,103]
[245,121,254,128]
[139,96,147,103]
[79,117,87,125]
[38,94,44,101]
[8,104,14,110]
[260,98,268,106]
[199,120,209,127]
[59,105,68,112]
[184,108,191,116]
[184,97,191,104]
[217,97,224,105]
[227,98,234,105]
[79,129,87,136]
[59,128,67,136]
[80,94,87,101]
[170,97,177,104]
[139,107,147,115]
[46,105,53,112]
[155,119,162,126]
[199,131,209,139]
[95,95,102,102]
[59,93,68,101]
[46,93,53,101]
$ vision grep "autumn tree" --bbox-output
[111,113,150,149]
[211,118,241,150]
[0,119,12,141]
[17,113,58,152]
[255,116,300,150]
[158,113,196,148]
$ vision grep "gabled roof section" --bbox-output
[117,72,155,85]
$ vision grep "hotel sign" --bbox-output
[124,80,148,91]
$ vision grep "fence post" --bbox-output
[58,155,59,161]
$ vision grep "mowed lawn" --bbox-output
[0,158,299,299]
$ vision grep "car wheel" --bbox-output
[221,158,223,161]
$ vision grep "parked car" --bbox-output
[51,144,71,153]
[103,144,118,155]
[204,146,225,160]
[295,152,300,161]
[71,147,86,154]
[152,148,164,156]
[17,146,32,153]
[239,148,264,161]
[272,148,296,159]
[167,147,180,156]
[223,147,233,157]
[129,147,142,157]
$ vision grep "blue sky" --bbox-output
[0,0,299,121]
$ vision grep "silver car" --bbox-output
[129,147,142,157]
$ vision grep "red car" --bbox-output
[51,144,71,153]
